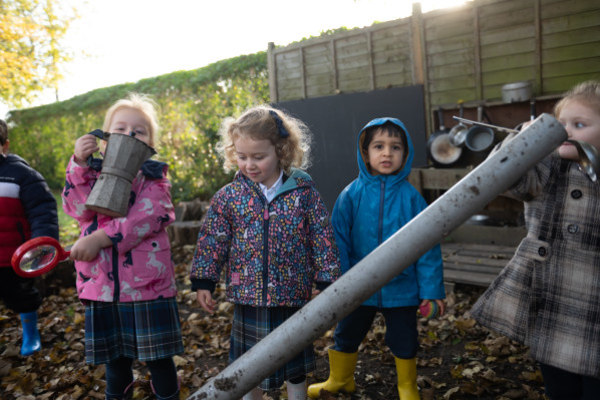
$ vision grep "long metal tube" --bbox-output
[188,113,567,400]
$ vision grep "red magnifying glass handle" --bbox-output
[11,236,69,278]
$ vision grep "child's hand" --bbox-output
[420,299,446,317]
[196,290,216,314]
[70,230,112,261]
[434,299,446,316]
[74,134,99,165]
[311,287,321,299]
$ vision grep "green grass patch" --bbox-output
[52,190,80,244]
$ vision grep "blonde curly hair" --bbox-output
[102,93,160,148]
[554,80,600,118]
[216,105,312,174]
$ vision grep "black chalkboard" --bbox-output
[275,85,426,211]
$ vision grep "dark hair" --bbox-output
[360,121,407,154]
[359,121,409,173]
[0,119,7,146]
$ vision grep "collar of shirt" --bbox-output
[259,169,284,203]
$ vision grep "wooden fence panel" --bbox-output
[541,0,600,19]
[423,3,476,107]
[268,0,600,132]
[371,22,412,88]
[303,42,335,97]
[543,26,600,49]
[478,0,537,101]
[540,1,600,93]
[478,0,534,30]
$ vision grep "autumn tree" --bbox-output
[0,0,76,108]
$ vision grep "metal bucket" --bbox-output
[502,81,532,103]
[85,132,156,217]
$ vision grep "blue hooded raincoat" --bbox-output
[331,117,445,307]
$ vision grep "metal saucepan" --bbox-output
[448,102,468,147]
[428,107,462,166]
[452,116,600,182]
[464,106,495,153]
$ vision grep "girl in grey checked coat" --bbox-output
[471,81,600,400]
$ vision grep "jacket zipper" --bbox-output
[112,245,120,302]
[262,205,269,305]
[248,180,272,307]
[377,179,385,307]
[250,174,298,306]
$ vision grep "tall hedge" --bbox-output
[7,52,269,202]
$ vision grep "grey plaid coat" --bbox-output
[471,153,600,378]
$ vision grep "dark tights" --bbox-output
[540,363,600,400]
[105,356,178,399]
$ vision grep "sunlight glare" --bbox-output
[3,0,473,115]
[420,0,472,13]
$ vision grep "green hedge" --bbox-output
[7,52,270,202]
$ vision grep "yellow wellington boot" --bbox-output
[395,357,420,400]
[307,349,358,398]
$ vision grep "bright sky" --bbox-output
[2,0,469,117]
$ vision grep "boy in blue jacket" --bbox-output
[0,119,59,356]
[308,118,446,399]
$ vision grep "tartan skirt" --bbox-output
[230,304,315,390]
[84,298,184,365]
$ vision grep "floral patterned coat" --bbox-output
[471,154,600,378]
[190,169,341,307]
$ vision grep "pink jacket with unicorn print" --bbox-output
[62,156,177,302]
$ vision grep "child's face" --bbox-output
[234,135,280,188]
[107,108,152,146]
[557,99,600,161]
[366,129,405,175]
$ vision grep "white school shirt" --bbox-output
[259,169,284,203]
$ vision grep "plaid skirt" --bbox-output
[84,298,184,365]
[230,304,315,390]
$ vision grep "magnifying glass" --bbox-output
[11,236,71,278]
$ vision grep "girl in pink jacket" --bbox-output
[62,93,182,400]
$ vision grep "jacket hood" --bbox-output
[235,167,314,198]
[88,157,167,179]
[357,117,414,183]
[0,153,28,166]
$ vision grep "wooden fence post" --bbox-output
[473,3,483,101]
[533,0,542,95]
[299,47,307,99]
[410,2,431,135]
[267,42,278,103]
[330,38,339,94]
[367,30,375,90]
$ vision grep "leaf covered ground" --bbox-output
[0,245,547,399]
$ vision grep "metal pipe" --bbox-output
[452,116,519,134]
[188,113,567,400]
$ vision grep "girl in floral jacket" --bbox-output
[190,105,340,400]
[63,93,182,400]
